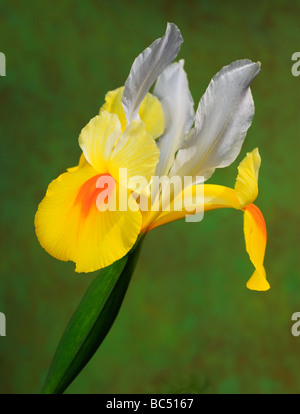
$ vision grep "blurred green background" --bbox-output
[0,0,300,394]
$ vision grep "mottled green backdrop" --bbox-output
[0,0,300,394]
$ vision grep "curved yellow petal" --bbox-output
[35,164,142,273]
[109,120,160,191]
[235,148,260,207]
[146,149,269,292]
[147,184,240,230]
[100,86,165,139]
[150,148,262,231]
[244,203,270,291]
[78,111,121,172]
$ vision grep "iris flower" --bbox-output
[35,23,269,291]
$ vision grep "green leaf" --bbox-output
[42,237,144,394]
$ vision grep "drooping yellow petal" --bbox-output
[243,203,270,291]
[109,120,160,191]
[147,184,240,230]
[235,148,260,207]
[78,111,121,172]
[100,86,165,139]
[146,148,269,291]
[34,164,142,273]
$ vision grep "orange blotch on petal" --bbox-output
[75,173,116,218]
[243,203,270,291]
[35,165,142,272]
[244,203,267,241]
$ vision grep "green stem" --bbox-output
[42,235,145,394]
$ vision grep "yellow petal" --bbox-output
[109,120,160,191]
[139,93,165,140]
[235,148,261,207]
[244,203,270,291]
[100,86,165,139]
[100,88,126,131]
[35,164,142,273]
[78,111,121,172]
[147,184,240,230]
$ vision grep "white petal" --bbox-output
[153,60,195,178]
[122,23,183,124]
[171,60,261,183]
